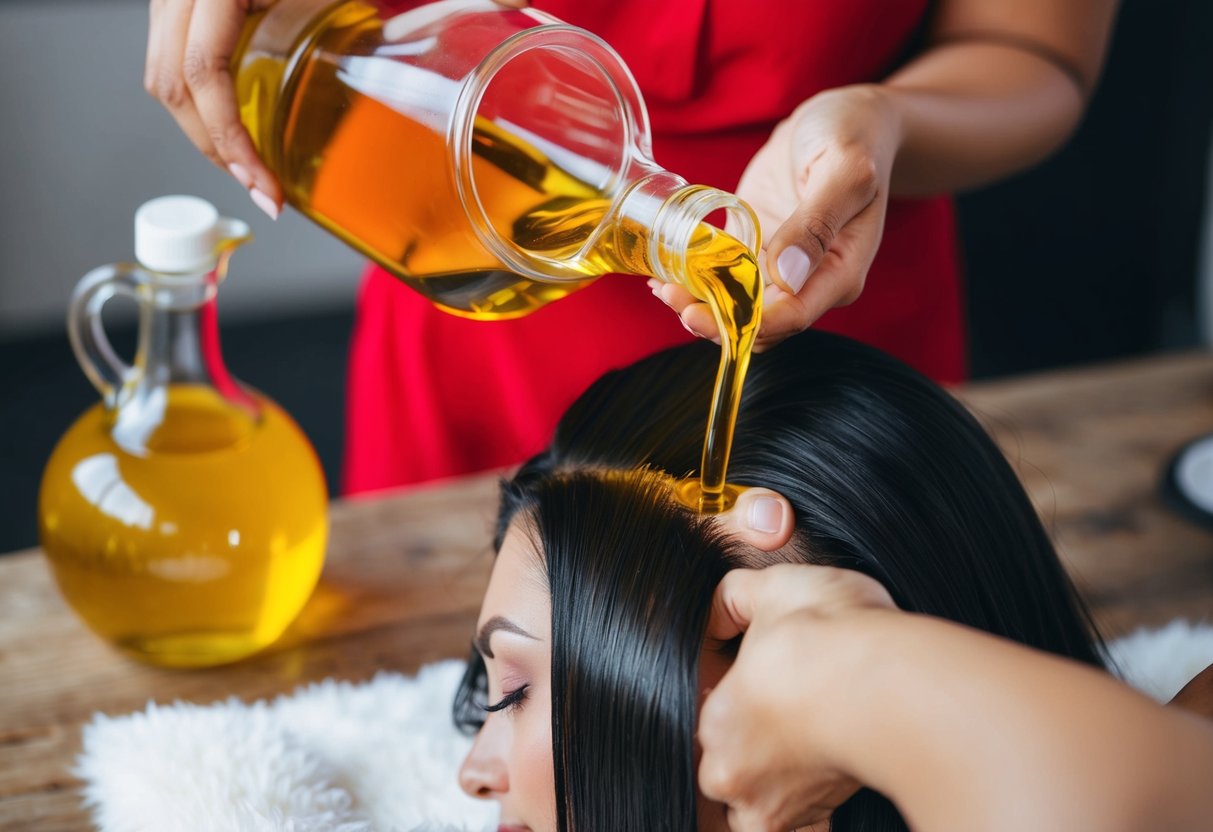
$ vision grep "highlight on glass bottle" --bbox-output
[38,196,329,667]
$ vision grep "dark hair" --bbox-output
[455,330,1104,831]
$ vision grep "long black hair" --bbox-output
[455,330,1104,831]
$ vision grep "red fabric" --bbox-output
[344,0,964,495]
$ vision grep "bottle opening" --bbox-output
[649,187,760,288]
[452,26,649,278]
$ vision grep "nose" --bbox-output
[459,721,509,799]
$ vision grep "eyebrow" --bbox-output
[475,615,539,659]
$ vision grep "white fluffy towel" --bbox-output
[77,662,495,832]
[76,623,1213,831]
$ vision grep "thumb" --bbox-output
[715,487,795,552]
[764,153,879,309]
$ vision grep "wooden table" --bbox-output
[3,350,1213,830]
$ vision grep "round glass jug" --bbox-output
[233,0,759,319]
[38,196,329,667]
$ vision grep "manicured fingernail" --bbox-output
[249,188,280,220]
[227,162,253,188]
[748,495,783,534]
[776,246,811,294]
[646,278,661,293]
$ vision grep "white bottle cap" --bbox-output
[134,195,247,273]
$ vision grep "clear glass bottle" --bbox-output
[232,0,760,319]
[38,196,329,667]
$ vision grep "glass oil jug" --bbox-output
[233,0,764,509]
[234,0,760,319]
[38,196,329,667]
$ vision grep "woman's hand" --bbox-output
[145,0,283,216]
[697,564,896,831]
[653,85,901,351]
[703,568,1213,832]
[145,0,526,219]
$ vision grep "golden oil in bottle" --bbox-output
[40,195,328,667]
[234,1,761,507]
[39,386,327,667]
[236,2,597,319]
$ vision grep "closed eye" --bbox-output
[483,684,530,713]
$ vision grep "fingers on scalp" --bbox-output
[697,747,740,804]
[707,582,740,641]
[857,574,896,609]
[726,805,773,832]
[715,569,760,635]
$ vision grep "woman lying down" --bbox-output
[451,331,1213,831]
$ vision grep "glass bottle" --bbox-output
[38,196,329,667]
[233,0,765,509]
[231,0,760,319]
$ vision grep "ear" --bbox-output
[715,487,795,552]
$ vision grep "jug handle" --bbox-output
[67,264,145,408]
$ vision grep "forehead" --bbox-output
[478,521,551,632]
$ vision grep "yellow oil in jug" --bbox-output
[39,385,327,667]
[235,2,761,510]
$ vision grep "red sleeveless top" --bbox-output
[344,0,964,494]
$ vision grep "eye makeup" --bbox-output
[484,684,530,714]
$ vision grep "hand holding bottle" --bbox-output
[144,0,284,216]
[653,85,900,351]
[144,0,524,220]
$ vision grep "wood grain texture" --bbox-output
[957,351,1213,637]
[3,351,1213,829]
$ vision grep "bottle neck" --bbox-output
[616,172,760,288]
[110,273,259,455]
[125,274,257,417]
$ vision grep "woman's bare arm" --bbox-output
[697,565,1213,831]
[885,0,1118,194]
[836,612,1213,832]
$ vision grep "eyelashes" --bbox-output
[483,684,530,714]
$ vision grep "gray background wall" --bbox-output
[0,0,364,339]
